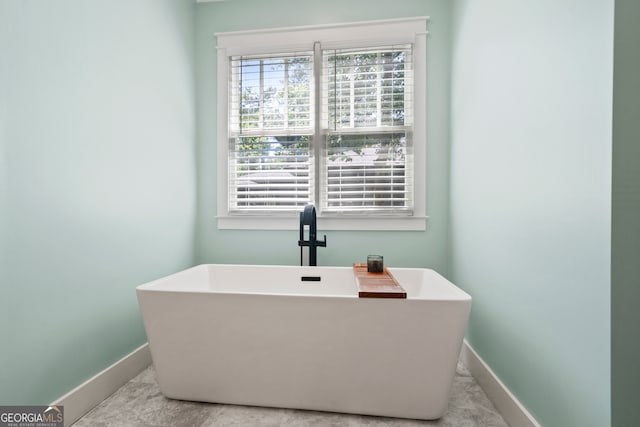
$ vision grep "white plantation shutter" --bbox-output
[321,45,414,214]
[228,52,314,212]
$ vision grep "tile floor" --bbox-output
[73,363,508,426]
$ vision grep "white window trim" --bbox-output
[216,17,428,231]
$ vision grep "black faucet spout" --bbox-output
[298,204,326,266]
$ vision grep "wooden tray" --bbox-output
[353,264,407,299]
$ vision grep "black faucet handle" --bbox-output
[298,239,309,247]
[316,234,327,247]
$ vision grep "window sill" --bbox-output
[216,215,427,231]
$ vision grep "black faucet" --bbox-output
[298,204,327,266]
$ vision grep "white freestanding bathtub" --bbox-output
[136,264,471,420]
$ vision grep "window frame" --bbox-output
[216,17,428,230]
[228,52,315,214]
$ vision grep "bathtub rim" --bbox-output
[136,263,472,302]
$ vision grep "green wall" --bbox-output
[611,0,640,425]
[0,0,196,404]
[449,1,613,426]
[195,0,452,271]
[0,22,8,396]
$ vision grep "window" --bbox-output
[322,45,413,214]
[217,18,427,230]
[228,52,314,212]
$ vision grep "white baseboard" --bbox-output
[52,343,152,427]
[460,340,541,427]
[52,340,533,427]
